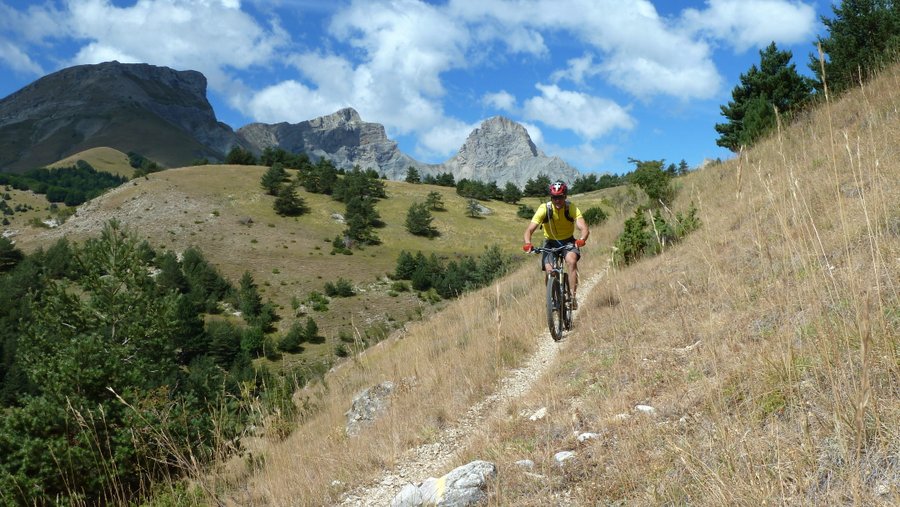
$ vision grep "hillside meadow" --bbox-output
[198,63,897,505]
[8,165,620,366]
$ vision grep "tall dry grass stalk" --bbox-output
[210,61,898,506]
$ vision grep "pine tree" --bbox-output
[405,166,421,183]
[0,236,23,273]
[523,174,551,197]
[344,197,381,245]
[425,191,445,211]
[502,182,522,204]
[274,182,308,216]
[261,163,287,195]
[810,0,900,94]
[394,250,417,279]
[238,271,263,318]
[405,202,438,237]
[716,42,812,151]
[466,199,483,218]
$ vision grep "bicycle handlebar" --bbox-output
[528,244,575,254]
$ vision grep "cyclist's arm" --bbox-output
[575,216,590,243]
[524,205,546,245]
[523,221,540,245]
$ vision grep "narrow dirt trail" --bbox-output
[338,271,606,506]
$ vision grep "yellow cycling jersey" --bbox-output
[531,201,583,240]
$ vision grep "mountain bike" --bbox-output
[530,244,574,341]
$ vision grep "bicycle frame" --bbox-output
[531,244,574,340]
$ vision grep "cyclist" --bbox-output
[522,180,590,309]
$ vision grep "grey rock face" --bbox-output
[238,108,437,180]
[3,62,580,186]
[239,111,580,187]
[0,61,243,171]
[345,381,396,436]
[442,116,580,188]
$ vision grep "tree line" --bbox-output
[0,161,127,206]
[716,2,900,151]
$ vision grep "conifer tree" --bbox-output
[274,182,308,216]
[810,0,900,94]
[405,202,438,237]
[716,42,812,151]
[261,163,287,195]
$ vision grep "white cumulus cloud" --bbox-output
[681,0,817,52]
[524,84,635,141]
[482,90,518,112]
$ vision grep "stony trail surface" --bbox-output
[338,271,606,506]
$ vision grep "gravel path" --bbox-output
[338,271,606,506]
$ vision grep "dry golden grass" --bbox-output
[208,62,898,505]
[46,146,135,177]
[10,165,619,368]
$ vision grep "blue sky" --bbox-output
[0,0,832,175]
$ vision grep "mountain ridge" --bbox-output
[0,61,580,186]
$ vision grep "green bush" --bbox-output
[581,206,608,226]
[391,280,410,292]
[278,322,305,353]
[307,291,329,312]
[517,204,535,219]
[675,202,702,237]
[614,208,653,265]
[324,278,355,297]
[405,202,439,237]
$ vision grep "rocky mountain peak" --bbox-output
[237,107,432,180]
[2,62,580,187]
[455,116,540,165]
[443,116,578,188]
[0,61,241,171]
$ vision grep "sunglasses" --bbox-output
[550,196,566,201]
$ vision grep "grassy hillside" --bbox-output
[47,146,135,178]
[199,63,898,504]
[1,147,135,230]
[10,167,621,365]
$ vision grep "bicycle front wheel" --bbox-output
[546,275,564,341]
[562,275,572,330]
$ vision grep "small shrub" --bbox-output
[582,206,608,226]
[516,204,535,219]
[324,278,355,297]
[391,280,410,292]
[334,343,350,357]
[675,202,702,237]
[307,291,329,312]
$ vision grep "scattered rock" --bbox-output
[390,460,496,507]
[345,381,395,436]
[528,407,547,421]
[635,405,656,415]
[515,459,534,469]
[674,340,702,353]
[554,451,575,466]
[577,432,599,443]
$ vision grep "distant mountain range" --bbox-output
[0,61,579,187]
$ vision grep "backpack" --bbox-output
[540,200,573,226]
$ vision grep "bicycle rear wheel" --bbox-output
[546,275,564,341]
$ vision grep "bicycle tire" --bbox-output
[546,274,564,341]
[562,275,573,330]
